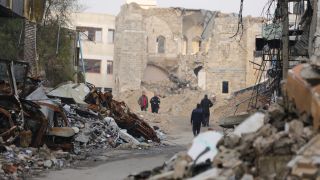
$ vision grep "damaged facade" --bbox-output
[0,0,46,76]
[114,2,262,98]
[127,0,320,179]
[71,13,115,92]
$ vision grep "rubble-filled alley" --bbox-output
[1,0,320,180]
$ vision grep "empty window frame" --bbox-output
[192,37,201,54]
[107,60,113,75]
[157,35,165,54]
[76,26,102,42]
[84,59,101,73]
[108,29,115,43]
[182,36,188,55]
[222,81,229,94]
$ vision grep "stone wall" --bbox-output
[205,14,263,97]
[114,3,262,99]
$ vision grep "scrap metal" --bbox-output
[0,59,75,149]
[85,89,160,143]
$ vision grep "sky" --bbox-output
[79,0,270,17]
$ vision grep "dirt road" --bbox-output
[35,115,194,180]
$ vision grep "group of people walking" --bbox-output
[138,91,214,137]
[138,91,160,113]
[191,95,214,136]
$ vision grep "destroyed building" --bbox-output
[0,0,45,76]
[126,0,320,179]
[113,2,263,100]
[71,12,116,92]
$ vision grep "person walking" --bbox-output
[191,104,204,136]
[200,94,213,127]
[150,93,161,113]
[138,91,148,111]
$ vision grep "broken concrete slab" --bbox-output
[187,131,223,165]
[268,103,286,122]
[219,113,251,128]
[119,130,140,146]
[223,134,241,148]
[47,82,90,104]
[173,159,188,179]
[47,127,76,137]
[233,112,265,137]
[214,147,242,168]
[257,156,292,179]
[286,120,304,138]
[187,168,220,180]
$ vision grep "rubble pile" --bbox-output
[83,89,159,142]
[0,60,162,179]
[63,105,132,152]
[122,89,205,118]
[127,100,317,179]
[0,145,78,179]
[141,73,198,96]
[0,99,161,179]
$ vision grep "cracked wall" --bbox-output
[114,3,262,98]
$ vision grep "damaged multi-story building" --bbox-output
[0,0,45,75]
[71,13,116,92]
[113,0,263,99]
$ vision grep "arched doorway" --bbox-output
[142,65,169,83]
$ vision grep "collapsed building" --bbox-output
[0,59,162,179]
[126,0,320,179]
[0,2,166,178]
[113,2,263,101]
[0,0,45,75]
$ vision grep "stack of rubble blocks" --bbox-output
[128,98,320,180]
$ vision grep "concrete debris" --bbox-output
[119,130,141,146]
[287,134,320,179]
[187,168,220,180]
[84,88,160,142]
[47,82,90,104]
[128,102,318,179]
[187,131,223,164]
[233,112,265,137]
[0,62,164,179]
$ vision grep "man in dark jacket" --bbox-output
[150,93,161,113]
[191,104,204,136]
[200,94,213,127]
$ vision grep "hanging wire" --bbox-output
[230,0,244,39]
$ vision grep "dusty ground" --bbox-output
[120,89,206,117]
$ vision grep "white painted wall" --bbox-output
[71,12,115,90]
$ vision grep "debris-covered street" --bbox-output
[36,115,192,180]
[1,0,320,179]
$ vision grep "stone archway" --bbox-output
[142,64,170,83]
